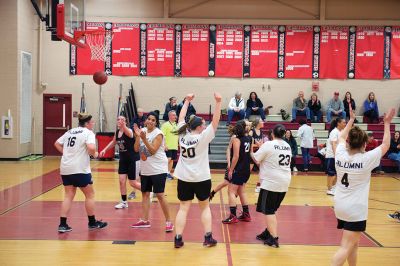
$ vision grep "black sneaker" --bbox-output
[58,224,72,233]
[88,220,108,230]
[203,234,217,247]
[264,235,279,248]
[256,229,271,241]
[174,236,184,248]
[209,190,216,201]
[388,211,400,221]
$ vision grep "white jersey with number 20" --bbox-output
[334,143,382,221]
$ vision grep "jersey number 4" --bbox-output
[181,147,196,158]
[341,173,349,188]
[67,137,76,147]
[278,154,290,166]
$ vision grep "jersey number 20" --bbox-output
[181,147,196,158]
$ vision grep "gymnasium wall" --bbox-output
[2,0,400,157]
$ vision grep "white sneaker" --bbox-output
[255,186,261,193]
[115,201,128,209]
[128,191,136,200]
[326,189,335,196]
[293,167,298,172]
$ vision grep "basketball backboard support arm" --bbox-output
[56,4,86,48]
[30,0,47,22]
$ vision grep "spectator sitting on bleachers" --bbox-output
[326,91,346,123]
[162,97,177,121]
[176,97,196,123]
[291,91,311,123]
[297,119,315,172]
[308,93,322,123]
[226,92,245,126]
[388,131,400,173]
[366,132,385,174]
[284,130,298,172]
[363,92,380,124]
[245,91,266,121]
[343,91,356,122]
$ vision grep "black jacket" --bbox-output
[308,99,321,112]
[163,102,177,121]
[389,138,400,154]
[246,98,264,109]
[176,102,196,122]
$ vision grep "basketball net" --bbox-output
[85,30,114,61]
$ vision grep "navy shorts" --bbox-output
[165,149,178,160]
[224,168,232,182]
[177,179,212,201]
[118,159,139,180]
[140,173,167,193]
[326,158,336,176]
[231,171,250,186]
[337,219,366,232]
[256,189,286,215]
[61,173,93,187]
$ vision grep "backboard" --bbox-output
[56,0,86,47]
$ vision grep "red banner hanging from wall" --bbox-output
[355,26,384,79]
[391,26,400,79]
[73,22,105,75]
[146,24,174,76]
[215,25,243,77]
[181,24,209,77]
[111,23,140,76]
[319,26,349,79]
[284,26,313,79]
[250,25,279,78]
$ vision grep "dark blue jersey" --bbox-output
[116,130,139,161]
[231,135,252,177]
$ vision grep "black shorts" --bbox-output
[118,159,139,180]
[165,150,178,160]
[256,189,286,215]
[61,173,93,187]
[326,158,336,176]
[337,219,366,232]
[231,171,250,186]
[140,173,167,193]
[177,179,212,201]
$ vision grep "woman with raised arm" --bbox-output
[331,106,395,266]
[173,92,222,248]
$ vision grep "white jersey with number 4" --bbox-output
[174,121,216,182]
[254,139,292,192]
[334,143,382,221]
[57,127,96,175]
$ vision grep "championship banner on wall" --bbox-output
[70,22,106,75]
[390,26,400,79]
[146,23,175,76]
[312,26,321,79]
[174,25,182,76]
[139,23,147,76]
[111,23,140,76]
[284,26,313,79]
[249,25,278,78]
[208,25,216,77]
[215,24,243,77]
[320,26,349,79]
[355,26,384,79]
[383,26,391,79]
[181,24,209,77]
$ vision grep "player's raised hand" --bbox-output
[186,94,195,102]
[139,130,146,140]
[133,124,141,137]
[383,108,396,124]
[349,103,356,120]
[214,92,222,103]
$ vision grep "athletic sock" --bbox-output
[175,234,182,240]
[242,205,249,214]
[230,206,237,217]
[121,194,127,201]
[88,215,96,225]
[205,232,212,238]
[60,217,67,226]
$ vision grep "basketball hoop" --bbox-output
[75,29,114,61]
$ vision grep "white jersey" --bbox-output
[57,127,96,175]
[254,139,292,192]
[326,128,340,158]
[174,121,216,182]
[139,127,168,175]
[297,124,314,148]
[334,143,382,221]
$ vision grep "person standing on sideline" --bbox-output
[161,110,179,180]
[132,112,173,232]
[284,130,298,172]
[291,91,311,123]
[227,92,245,126]
[326,92,346,123]
[55,113,107,233]
[297,119,315,172]
[326,117,347,196]
[173,92,222,248]
[100,116,141,209]
[308,93,322,122]
[163,97,177,121]
[331,106,395,266]
[254,124,292,248]
[131,107,147,128]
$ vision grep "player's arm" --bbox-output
[86,143,98,158]
[120,122,133,138]
[141,133,163,155]
[133,124,141,152]
[54,141,63,154]
[250,141,258,165]
[226,136,235,168]
[178,94,194,124]
[379,108,396,155]
[100,135,116,157]
[338,103,356,145]
[211,92,222,131]
[228,138,240,178]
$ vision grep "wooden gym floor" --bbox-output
[0,158,399,265]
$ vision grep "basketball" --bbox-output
[93,71,108,85]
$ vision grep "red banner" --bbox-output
[76,22,105,75]
[250,25,278,78]
[284,26,313,78]
[215,25,243,77]
[111,23,140,76]
[181,25,209,77]
[355,26,384,79]
[146,24,174,76]
[391,27,400,79]
[319,26,348,79]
